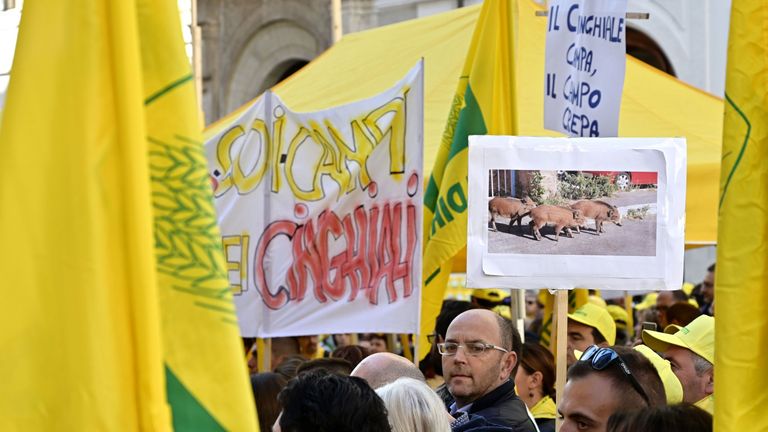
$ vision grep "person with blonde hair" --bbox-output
[376,377,452,432]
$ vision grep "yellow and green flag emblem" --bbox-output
[421,0,518,357]
[0,1,258,430]
[715,1,768,429]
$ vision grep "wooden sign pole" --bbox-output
[257,337,271,373]
[331,0,342,43]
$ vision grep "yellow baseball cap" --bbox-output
[606,305,629,330]
[568,303,616,345]
[642,315,714,364]
[471,289,510,303]
[633,345,684,404]
[588,295,607,309]
[492,304,512,319]
[682,282,695,296]
[635,293,658,311]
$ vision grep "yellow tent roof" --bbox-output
[205,0,722,261]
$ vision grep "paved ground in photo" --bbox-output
[487,189,657,256]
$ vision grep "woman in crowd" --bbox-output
[249,372,288,430]
[514,342,556,432]
[375,377,452,432]
[331,344,370,369]
[273,355,306,381]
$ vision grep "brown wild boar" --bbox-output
[570,200,622,235]
[528,205,586,241]
[489,196,537,232]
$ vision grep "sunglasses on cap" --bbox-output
[579,345,651,406]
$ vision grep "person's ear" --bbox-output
[704,368,714,395]
[503,351,518,377]
[530,371,543,390]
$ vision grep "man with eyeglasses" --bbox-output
[439,309,537,431]
[559,345,666,432]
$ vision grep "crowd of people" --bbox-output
[245,265,717,432]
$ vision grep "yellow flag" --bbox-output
[420,0,518,358]
[0,1,258,430]
[139,1,258,430]
[715,2,768,429]
[0,1,169,430]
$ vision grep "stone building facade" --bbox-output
[197,0,334,125]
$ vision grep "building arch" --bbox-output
[626,27,676,76]
[226,20,320,114]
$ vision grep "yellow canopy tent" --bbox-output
[205,0,722,272]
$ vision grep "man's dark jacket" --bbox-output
[442,380,538,432]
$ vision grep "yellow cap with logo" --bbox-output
[642,315,714,363]
[633,344,684,404]
[568,303,616,345]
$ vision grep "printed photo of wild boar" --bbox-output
[486,169,658,256]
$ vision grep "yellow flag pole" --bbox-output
[401,334,413,362]
[554,290,568,431]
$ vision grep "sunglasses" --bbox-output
[579,345,651,406]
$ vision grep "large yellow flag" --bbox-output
[420,0,517,357]
[140,2,258,431]
[715,2,768,430]
[0,1,258,430]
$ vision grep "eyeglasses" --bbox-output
[437,342,509,356]
[579,345,651,406]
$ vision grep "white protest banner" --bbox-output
[466,136,686,292]
[543,0,628,137]
[205,63,424,337]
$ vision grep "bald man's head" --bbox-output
[350,352,425,389]
[442,309,521,407]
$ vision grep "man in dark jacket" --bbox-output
[439,309,538,432]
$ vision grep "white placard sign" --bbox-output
[543,0,628,137]
[206,63,424,337]
[467,136,686,291]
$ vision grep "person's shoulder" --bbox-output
[472,398,538,432]
[535,418,555,432]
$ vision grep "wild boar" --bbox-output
[570,200,622,235]
[528,205,586,241]
[489,196,537,232]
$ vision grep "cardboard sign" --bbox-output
[206,63,424,337]
[467,136,686,291]
[543,0,628,137]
